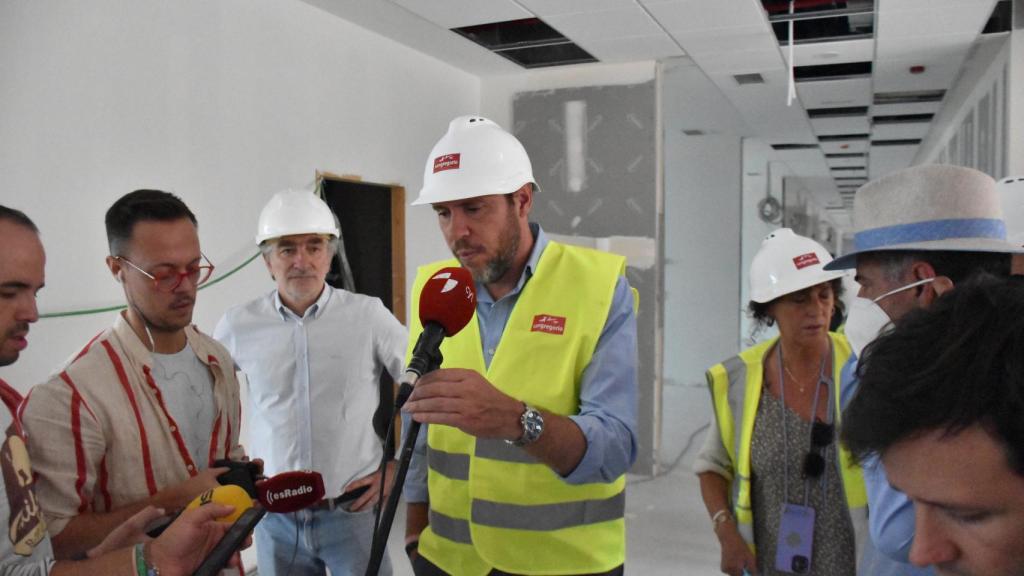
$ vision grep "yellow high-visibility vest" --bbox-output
[705,333,868,556]
[410,241,627,576]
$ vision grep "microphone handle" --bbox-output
[365,417,422,576]
[192,506,266,576]
[405,323,446,378]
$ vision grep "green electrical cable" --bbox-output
[39,251,262,319]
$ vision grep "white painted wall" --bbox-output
[0,0,479,392]
[916,34,1010,173]
[1008,30,1024,177]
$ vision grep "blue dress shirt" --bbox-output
[841,355,934,576]
[403,224,639,503]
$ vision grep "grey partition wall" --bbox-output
[513,80,660,475]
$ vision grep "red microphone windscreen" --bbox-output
[419,267,477,336]
[256,471,326,513]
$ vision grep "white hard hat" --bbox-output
[412,116,539,206]
[255,189,339,245]
[749,228,846,303]
[998,176,1024,246]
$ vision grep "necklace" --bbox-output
[783,363,811,393]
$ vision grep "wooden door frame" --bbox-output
[315,171,406,324]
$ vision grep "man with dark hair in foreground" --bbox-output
[842,274,1024,576]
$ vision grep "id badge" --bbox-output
[775,503,815,574]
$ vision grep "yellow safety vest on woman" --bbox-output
[410,241,627,576]
[705,333,867,556]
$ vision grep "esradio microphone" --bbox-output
[256,470,326,513]
[399,266,477,394]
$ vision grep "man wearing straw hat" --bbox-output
[825,164,1023,575]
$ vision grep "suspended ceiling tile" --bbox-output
[830,168,868,178]
[691,49,785,74]
[517,0,636,17]
[784,39,874,67]
[869,145,919,180]
[578,33,684,62]
[826,156,868,168]
[641,0,766,33]
[797,77,873,109]
[677,26,776,55]
[543,6,662,41]
[871,101,944,117]
[871,121,931,140]
[810,116,871,136]
[820,139,870,154]
[874,56,966,93]
[390,0,533,29]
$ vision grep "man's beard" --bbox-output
[458,210,520,285]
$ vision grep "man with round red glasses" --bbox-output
[21,190,247,563]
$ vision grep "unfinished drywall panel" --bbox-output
[513,80,659,475]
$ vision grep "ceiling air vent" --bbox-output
[682,129,706,136]
[795,61,872,82]
[872,113,935,124]
[831,166,866,172]
[874,90,946,105]
[452,18,596,69]
[734,73,766,85]
[826,152,866,159]
[808,106,869,118]
[819,134,869,142]
[771,143,819,150]
[872,139,922,146]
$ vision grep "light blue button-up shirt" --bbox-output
[215,285,407,496]
[840,355,934,576]
[403,224,639,502]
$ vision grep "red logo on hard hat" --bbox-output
[531,315,566,335]
[433,153,461,173]
[793,253,821,270]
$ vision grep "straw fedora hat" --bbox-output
[826,164,1024,270]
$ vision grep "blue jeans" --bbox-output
[255,507,392,576]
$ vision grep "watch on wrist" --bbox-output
[509,403,544,447]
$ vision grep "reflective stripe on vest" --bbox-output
[706,333,867,555]
[411,242,628,575]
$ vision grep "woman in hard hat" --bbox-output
[694,229,865,576]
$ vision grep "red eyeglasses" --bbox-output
[116,254,215,292]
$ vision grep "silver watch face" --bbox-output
[521,407,544,444]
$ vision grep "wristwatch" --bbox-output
[509,403,544,447]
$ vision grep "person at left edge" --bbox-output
[402,116,639,576]
[214,189,407,576]
[21,190,247,562]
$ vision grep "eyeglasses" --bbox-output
[802,420,834,479]
[116,254,215,292]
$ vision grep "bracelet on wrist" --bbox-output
[134,542,160,576]
[711,509,734,532]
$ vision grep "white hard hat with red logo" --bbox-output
[255,189,340,245]
[749,228,846,303]
[412,116,539,206]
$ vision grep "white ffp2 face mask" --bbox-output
[844,277,935,358]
